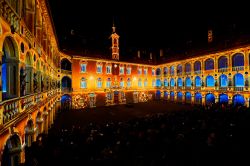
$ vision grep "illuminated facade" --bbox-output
[0,0,250,165]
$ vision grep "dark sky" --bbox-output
[47,1,250,62]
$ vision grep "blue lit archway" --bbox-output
[232,53,244,67]
[170,78,175,87]
[177,92,183,103]
[219,94,228,104]
[156,90,161,100]
[185,92,191,103]
[195,93,202,104]
[185,63,191,73]
[156,79,161,87]
[206,93,215,105]
[177,78,182,87]
[185,77,191,87]
[234,73,244,87]
[194,61,201,71]
[170,91,174,101]
[218,56,228,69]
[195,76,201,87]
[164,79,168,87]
[205,58,214,70]
[233,94,245,106]
[206,75,214,87]
[164,91,168,100]
[219,74,228,87]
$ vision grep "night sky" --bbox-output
[47,1,250,62]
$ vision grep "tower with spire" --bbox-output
[110,19,120,60]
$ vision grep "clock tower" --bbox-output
[110,21,120,60]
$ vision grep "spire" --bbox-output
[112,17,116,33]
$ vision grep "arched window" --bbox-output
[219,74,228,87]
[218,56,228,69]
[206,75,215,87]
[61,58,71,71]
[177,64,182,74]
[185,63,191,73]
[234,73,244,87]
[138,78,142,87]
[152,79,156,87]
[2,37,18,100]
[156,68,161,76]
[97,78,102,88]
[185,77,191,87]
[164,91,168,100]
[156,90,161,100]
[62,76,72,90]
[80,77,87,88]
[232,53,244,67]
[177,78,182,87]
[205,58,214,70]
[120,78,124,87]
[170,66,175,75]
[144,79,148,87]
[127,78,131,88]
[194,61,201,71]
[164,78,168,87]
[163,67,168,75]
[170,91,174,101]
[170,78,175,87]
[156,79,161,87]
[25,52,33,95]
[195,76,201,87]
[106,78,111,88]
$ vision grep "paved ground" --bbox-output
[54,101,194,129]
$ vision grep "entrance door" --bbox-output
[114,91,119,104]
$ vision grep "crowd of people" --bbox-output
[25,103,250,166]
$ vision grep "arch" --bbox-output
[80,77,87,88]
[25,117,35,147]
[219,74,228,87]
[61,58,72,71]
[233,94,245,106]
[177,92,183,102]
[61,94,72,111]
[177,64,182,74]
[2,36,19,100]
[206,75,215,87]
[152,79,156,87]
[177,78,182,87]
[170,65,175,75]
[170,91,174,101]
[170,78,175,87]
[234,73,244,87]
[194,61,201,71]
[185,92,191,103]
[163,67,168,75]
[25,52,33,95]
[219,94,228,104]
[232,53,244,67]
[195,76,201,87]
[156,90,161,100]
[205,58,214,70]
[185,77,191,87]
[1,134,22,166]
[195,93,202,104]
[164,78,168,87]
[185,63,191,73]
[206,93,215,105]
[156,79,161,87]
[156,68,161,76]
[62,76,72,89]
[218,56,228,69]
[164,91,168,100]
[36,111,43,136]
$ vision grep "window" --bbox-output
[152,79,156,87]
[152,69,155,76]
[138,68,142,75]
[106,78,111,88]
[120,66,124,75]
[97,78,102,88]
[97,65,102,73]
[80,64,87,73]
[138,78,142,87]
[127,78,131,88]
[126,67,131,75]
[144,79,148,87]
[106,66,112,74]
[120,78,124,87]
[144,68,148,75]
[80,78,87,88]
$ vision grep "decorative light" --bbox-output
[89,76,94,80]
[114,64,117,68]
[133,77,137,81]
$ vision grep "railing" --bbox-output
[62,87,73,93]
[194,70,201,74]
[2,98,19,124]
[177,72,182,76]
[195,87,201,90]
[218,68,228,72]
[0,0,20,33]
[185,72,191,75]
[61,69,72,75]
[232,66,244,71]
[185,87,191,90]
[219,87,228,91]
[21,95,34,110]
[234,87,244,91]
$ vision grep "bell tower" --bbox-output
[110,20,120,60]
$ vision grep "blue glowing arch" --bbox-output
[206,93,215,105]
[164,79,168,87]
[170,78,175,87]
[234,73,244,87]
[233,94,245,106]
[185,92,191,103]
[156,90,161,100]
[219,94,228,104]
[177,78,182,87]
[170,91,174,101]
[194,61,201,71]
[195,93,202,104]
[185,63,191,73]
[218,56,228,69]
[206,75,214,87]
[185,77,191,87]
[219,74,228,87]
[205,58,214,70]
[195,76,201,87]
[232,53,244,67]
[164,91,168,100]
[156,79,161,87]
[177,92,183,102]
[156,68,161,76]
